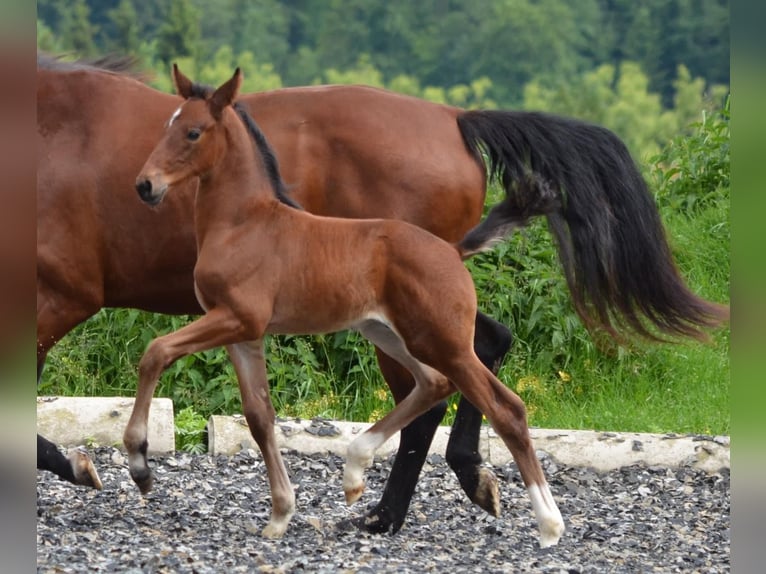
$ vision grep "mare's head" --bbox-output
[135,65,242,206]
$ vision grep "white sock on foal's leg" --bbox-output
[343,430,385,504]
[528,481,565,547]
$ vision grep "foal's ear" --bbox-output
[172,64,194,99]
[209,67,242,120]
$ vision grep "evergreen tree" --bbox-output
[57,0,99,56]
[107,0,141,55]
[155,0,201,66]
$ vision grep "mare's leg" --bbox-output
[345,350,447,534]
[124,308,244,492]
[226,341,295,538]
[445,311,513,516]
[446,357,565,548]
[36,283,100,374]
[36,434,103,489]
[37,286,102,489]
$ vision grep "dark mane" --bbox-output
[233,102,302,210]
[37,51,149,81]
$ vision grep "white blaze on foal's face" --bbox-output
[167,105,183,127]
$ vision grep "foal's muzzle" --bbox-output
[135,178,166,206]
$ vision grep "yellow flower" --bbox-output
[517,375,543,394]
[558,370,571,382]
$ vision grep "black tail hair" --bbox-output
[457,109,728,342]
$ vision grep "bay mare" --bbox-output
[37,54,728,533]
[131,66,567,545]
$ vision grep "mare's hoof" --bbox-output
[68,447,103,490]
[470,467,500,517]
[336,507,403,535]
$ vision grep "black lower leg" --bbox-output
[446,311,512,514]
[349,401,447,534]
[37,434,76,484]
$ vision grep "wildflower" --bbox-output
[558,370,571,382]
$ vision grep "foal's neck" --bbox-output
[195,110,281,240]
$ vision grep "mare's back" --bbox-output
[38,66,178,174]
[242,85,486,242]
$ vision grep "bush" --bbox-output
[651,96,730,214]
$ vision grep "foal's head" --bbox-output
[135,65,242,206]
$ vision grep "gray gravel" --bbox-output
[37,447,729,573]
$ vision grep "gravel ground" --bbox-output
[37,446,729,573]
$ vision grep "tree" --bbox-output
[155,0,201,67]
[57,0,99,56]
[107,0,140,55]
[523,62,714,160]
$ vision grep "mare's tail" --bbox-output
[456,109,729,342]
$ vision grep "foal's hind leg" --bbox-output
[226,341,295,538]
[343,321,454,508]
[343,350,447,534]
[447,357,565,548]
[446,311,512,517]
[124,308,244,492]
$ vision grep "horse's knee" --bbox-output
[138,338,171,377]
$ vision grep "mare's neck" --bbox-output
[194,114,280,242]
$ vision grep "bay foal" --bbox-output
[128,66,565,546]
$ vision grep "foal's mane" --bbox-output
[37,51,148,81]
[183,79,300,209]
[232,102,302,210]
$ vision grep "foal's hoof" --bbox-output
[344,481,365,505]
[261,521,288,540]
[470,467,500,517]
[68,447,103,490]
[539,519,566,548]
[129,467,154,494]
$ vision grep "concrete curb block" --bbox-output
[35,397,730,472]
[209,415,730,473]
[37,396,175,454]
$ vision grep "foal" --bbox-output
[128,66,565,547]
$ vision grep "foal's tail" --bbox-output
[456,109,729,342]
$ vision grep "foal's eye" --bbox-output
[187,129,201,141]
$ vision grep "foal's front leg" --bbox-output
[124,308,244,492]
[226,341,295,538]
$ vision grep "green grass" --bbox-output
[40,103,730,442]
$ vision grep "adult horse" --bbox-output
[37,54,727,534]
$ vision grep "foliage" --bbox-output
[523,62,725,160]
[37,0,729,110]
[651,96,730,214]
[175,406,208,454]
